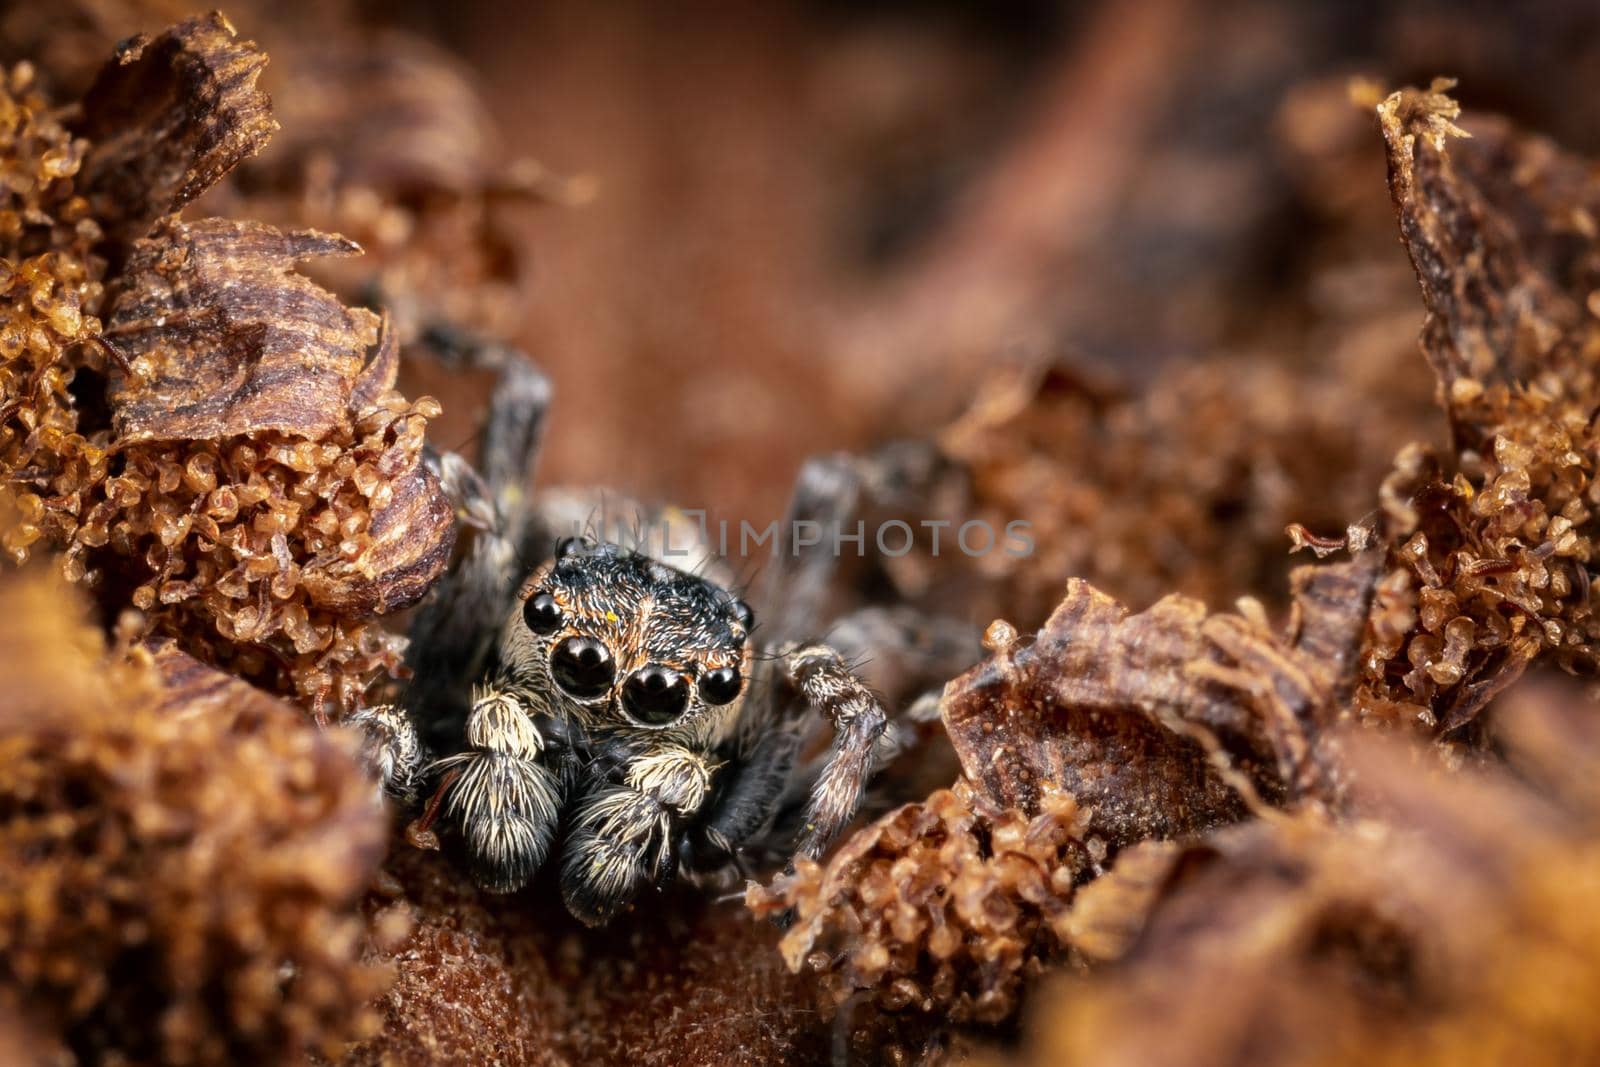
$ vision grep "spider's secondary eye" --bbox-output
[523,591,563,634]
[621,666,690,726]
[730,600,754,630]
[699,666,742,706]
[551,636,615,698]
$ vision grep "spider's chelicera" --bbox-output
[352,341,963,927]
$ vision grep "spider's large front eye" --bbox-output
[551,636,615,698]
[621,665,689,726]
[699,666,742,706]
[523,591,563,634]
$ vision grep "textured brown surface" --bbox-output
[348,842,835,1067]
[12,5,1600,1066]
[109,220,375,442]
[0,570,389,1066]
[752,782,1088,1027]
[0,16,458,713]
[74,12,275,252]
[1000,685,1600,1067]
[1343,84,1600,736]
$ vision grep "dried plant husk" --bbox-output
[0,16,454,715]
[107,219,375,442]
[0,568,390,1066]
[997,679,1600,1067]
[750,782,1090,1027]
[73,12,276,254]
[752,548,1377,1031]
[1345,82,1600,735]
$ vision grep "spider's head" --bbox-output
[500,536,754,737]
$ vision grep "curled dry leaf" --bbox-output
[73,12,276,252]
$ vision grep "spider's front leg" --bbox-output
[434,685,566,893]
[784,642,889,861]
[560,743,718,926]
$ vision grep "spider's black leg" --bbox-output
[776,605,979,812]
[751,452,861,656]
[670,453,862,874]
[404,346,551,754]
[688,443,977,874]
[680,724,804,878]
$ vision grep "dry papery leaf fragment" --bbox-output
[0,13,453,714]
[0,568,391,1067]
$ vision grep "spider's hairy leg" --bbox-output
[755,453,862,650]
[560,746,717,925]
[347,701,429,802]
[434,686,564,893]
[405,354,550,751]
[784,642,888,861]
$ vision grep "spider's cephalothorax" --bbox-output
[353,338,976,926]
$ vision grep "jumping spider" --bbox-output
[356,342,972,926]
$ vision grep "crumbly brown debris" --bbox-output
[942,553,1382,846]
[935,352,1430,628]
[1000,682,1600,1067]
[0,61,110,564]
[0,569,390,1066]
[750,781,1090,1025]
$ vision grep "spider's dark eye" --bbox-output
[522,591,563,634]
[699,666,742,706]
[551,636,615,698]
[730,600,754,630]
[621,665,690,726]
